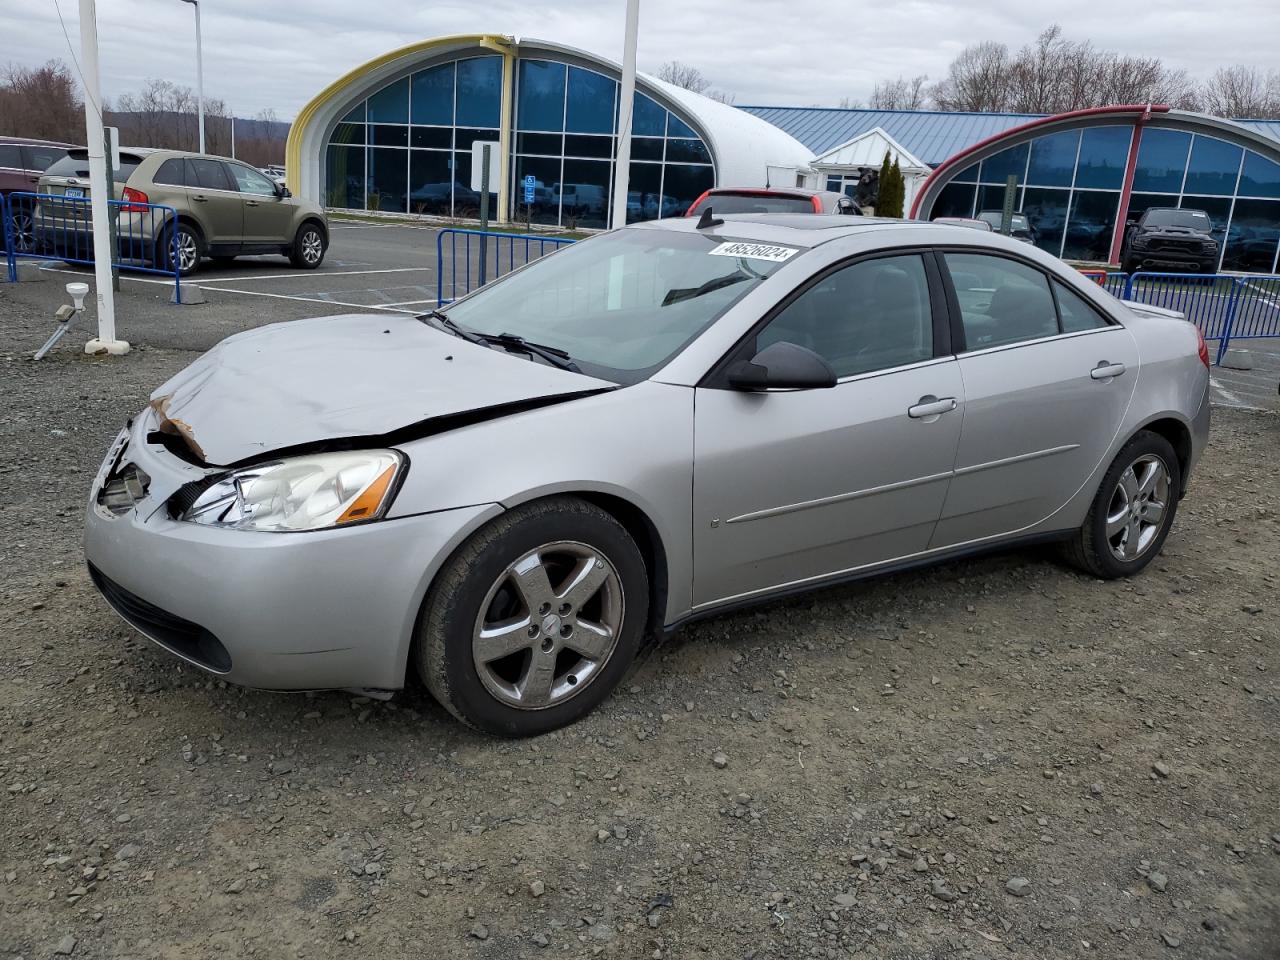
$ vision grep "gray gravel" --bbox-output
[2,278,1279,958]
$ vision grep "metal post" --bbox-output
[182,0,205,153]
[103,127,120,292]
[478,143,491,285]
[1218,278,1242,365]
[609,0,640,230]
[1000,175,1017,236]
[230,113,235,158]
[78,0,127,354]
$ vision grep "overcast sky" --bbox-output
[1,0,1277,119]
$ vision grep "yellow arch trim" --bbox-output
[285,33,513,199]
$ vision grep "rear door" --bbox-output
[226,162,293,245]
[184,158,242,249]
[930,251,1139,547]
[692,251,964,607]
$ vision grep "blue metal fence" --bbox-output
[3,190,183,300]
[1123,272,1280,364]
[436,227,575,305]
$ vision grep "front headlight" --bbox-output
[180,450,404,532]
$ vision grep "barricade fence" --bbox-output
[3,190,183,301]
[436,228,575,305]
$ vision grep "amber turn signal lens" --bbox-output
[336,463,397,524]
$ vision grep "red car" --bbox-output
[1,136,76,251]
[686,187,861,217]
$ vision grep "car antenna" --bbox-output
[696,207,723,229]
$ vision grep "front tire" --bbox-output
[416,497,648,736]
[289,222,326,269]
[1063,431,1181,579]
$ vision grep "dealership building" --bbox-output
[287,34,1280,270]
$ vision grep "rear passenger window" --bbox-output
[757,254,934,377]
[1054,281,1110,332]
[24,146,67,171]
[154,158,187,186]
[186,158,232,191]
[0,144,22,169]
[945,253,1058,350]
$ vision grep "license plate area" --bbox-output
[64,187,84,198]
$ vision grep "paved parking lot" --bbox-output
[2,238,1279,959]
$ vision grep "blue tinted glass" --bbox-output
[456,56,501,127]
[931,182,976,218]
[1183,135,1242,196]
[325,145,364,208]
[411,62,454,126]
[951,163,978,183]
[517,60,566,131]
[341,102,365,124]
[566,66,616,134]
[1239,150,1280,199]
[367,147,408,212]
[1074,127,1130,189]
[1133,128,1190,193]
[667,113,696,138]
[666,139,711,164]
[979,144,1028,184]
[1026,131,1080,187]
[1221,198,1280,272]
[1063,190,1120,261]
[1181,196,1230,250]
[1022,187,1070,258]
[368,77,409,124]
[632,93,665,136]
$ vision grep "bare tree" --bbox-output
[837,96,863,109]
[0,60,81,141]
[932,41,1012,112]
[1200,65,1280,118]
[656,61,709,94]
[869,75,929,110]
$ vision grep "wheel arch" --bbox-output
[297,216,329,246]
[1133,414,1193,497]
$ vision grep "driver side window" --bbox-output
[757,254,934,378]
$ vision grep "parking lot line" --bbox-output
[34,265,422,314]
[194,267,432,284]
[1209,376,1265,410]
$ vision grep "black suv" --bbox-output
[1121,207,1219,274]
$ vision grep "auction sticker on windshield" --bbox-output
[708,241,798,263]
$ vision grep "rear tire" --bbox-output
[1062,430,1180,579]
[289,222,325,269]
[158,222,203,277]
[416,497,648,737]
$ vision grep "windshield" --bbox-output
[978,211,1030,231]
[442,229,798,383]
[1144,209,1212,230]
[690,192,816,215]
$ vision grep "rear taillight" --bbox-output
[685,189,712,217]
[1196,326,1210,368]
[120,186,149,213]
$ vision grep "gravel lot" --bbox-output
[2,272,1279,960]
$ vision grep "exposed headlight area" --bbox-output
[178,450,404,532]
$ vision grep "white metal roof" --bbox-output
[809,127,930,173]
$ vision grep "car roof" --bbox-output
[0,135,78,148]
[632,212,1064,252]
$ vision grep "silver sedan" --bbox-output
[85,215,1211,735]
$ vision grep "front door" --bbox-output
[184,158,242,249]
[931,251,1140,547]
[227,162,294,245]
[692,252,964,609]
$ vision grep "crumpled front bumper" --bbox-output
[83,413,500,691]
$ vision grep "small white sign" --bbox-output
[708,241,798,263]
[470,140,501,192]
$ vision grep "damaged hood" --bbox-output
[150,314,615,466]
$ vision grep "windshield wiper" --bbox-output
[481,333,581,373]
[417,309,488,345]
[662,271,750,306]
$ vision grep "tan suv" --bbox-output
[36,148,328,276]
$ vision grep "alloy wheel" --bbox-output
[9,211,34,252]
[301,230,323,264]
[1105,454,1170,562]
[175,230,199,272]
[472,541,624,710]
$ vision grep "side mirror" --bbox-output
[726,341,837,391]
[277,184,292,199]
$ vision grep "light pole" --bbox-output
[180,0,205,153]
[609,0,639,230]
